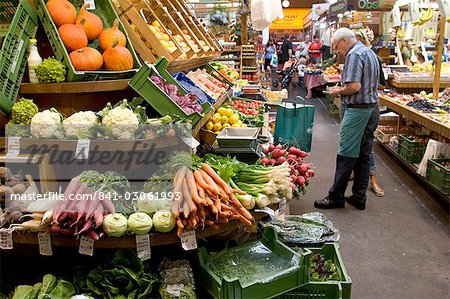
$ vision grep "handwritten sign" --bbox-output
[79,235,94,256]
[38,233,53,256]
[75,139,90,160]
[6,137,20,157]
[0,228,13,250]
[136,234,151,261]
[180,230,197,251]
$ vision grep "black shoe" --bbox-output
[345,196,366,210]
[314,196,345,209]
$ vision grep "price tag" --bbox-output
[6,137,20,157]
[182,136,200,149]
[180,230,197,251]
[277,199,287,220]
[0,228,13,250]
[261,207,276,220]
[75,139,90,160]
[84,0,96,10]
[136,234,151,261]
[38,232,53,256]
[79,235,94,256]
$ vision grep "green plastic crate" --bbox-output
[205,63,235,87]
[0,0,19,22]
[398,134,428,163]
[291,243,351,299]
[129,58,211,124]
[36,0,141,82]
[426,158,450,195]
[276,282,343,299]
[197,228,310,299]
[0,0,38,114]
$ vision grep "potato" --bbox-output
[12,184,26,194]
[0,167,12,180]
[0,185,13,204]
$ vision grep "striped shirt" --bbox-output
[341,41,380,105]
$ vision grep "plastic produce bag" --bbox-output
[417,139,450,176]
[159,259,197,299]
[262,212,340,246]
[172,72,215,105]
[250,0,283,30]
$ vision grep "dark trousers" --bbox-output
[329,106,380,204]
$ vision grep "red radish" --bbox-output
[60,227,75,236]
[289,146,299,155]
[101,195,116,214]
[304,172,310,179]
[298,151,308,158]
[297,176,306,186]
[280,149,286,156]
[93,204,104,228]
[261,157,270,165]
[272,149,281,158]
[269,144,275,151]
[263,147,269,154]
[307,169,315,177]
[76,218,93,235]
[49,223,61,234]
[287,154,297,161]
[86,229,101,241]
[275,144,283,150]
[298,164,308,174]
[291,183,298,189]
[269,158,277,165]
[290,175,297,182]
[290,166,295,172]
[277,156,287,164]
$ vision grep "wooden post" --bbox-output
[241,13,248,45]
[433,16,446,100]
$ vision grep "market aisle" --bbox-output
[287,88,450,299]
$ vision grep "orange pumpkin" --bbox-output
[99,19,126,51]
[46,0,77,27]
[102,39,133,71]
[69,47,103,71]
[75,4,103,41]
[58,21,88,52]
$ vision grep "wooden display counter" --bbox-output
[390,79,450,90]
[379,94,450,140]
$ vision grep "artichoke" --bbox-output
[35,58,66,83]
[11,98,38,124]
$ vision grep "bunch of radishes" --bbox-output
[261,144,315,195]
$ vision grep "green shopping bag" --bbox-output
[274,96,315,152]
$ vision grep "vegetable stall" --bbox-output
[0,1,351,298]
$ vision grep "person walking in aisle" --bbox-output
[314,28,380,210]
[308,35,323,64]
[264,39,277,81]
[281,34,293,64]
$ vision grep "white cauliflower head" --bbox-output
[30,109,65,139]
[102,106,139,140]
[63,111,99,139]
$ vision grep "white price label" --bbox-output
[0,228,13,250]
[182,136,200,149]
[38,232,53,256]
[260,207,276,220]
[6,137,20,157]
[79,235,94,256]
[277,199,287,220]
[75,139,90,160]
[180,230,197,251]
[84,0,96,10]
[136,234,151,261]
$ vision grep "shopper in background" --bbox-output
[308,35,323,64]
[314,28,380,210]
[297,57,307,87]
[281,34,293,64]
[297,35,311,60]
[264,39,277,81]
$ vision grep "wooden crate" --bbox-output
[169,0,222,53]
[143,0,205,58]
[112,0,184,63]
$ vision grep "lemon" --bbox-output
[212,114,221,123]
[228,114,239,124]
[220,115,229,124]
[205,121,214,131]
[231,123,240,128]
[213,123,222,131]
[222,123,231,128]
[242,124,247,128]
[214,131,221,134]
[222,108,233,117]
[217,107,227,115]
[237,120,243,126]
[213,113,221,118]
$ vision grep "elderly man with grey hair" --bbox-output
[314,28,380,211]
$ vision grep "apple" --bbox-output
[152,20,161,27]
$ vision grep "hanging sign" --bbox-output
[269,8,310,30]
[347,0,380,10]
[330,0,348,17]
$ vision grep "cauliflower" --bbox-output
[30,109,65,139]
[63,111,99,139]
[11,98,38,124]
[102,106,139,140]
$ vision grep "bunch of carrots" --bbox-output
[172,163,254,237]
[48,177,115,241]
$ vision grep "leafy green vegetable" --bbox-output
[309,253,340,282]
[38,274,57,299]
[48,279,75,298]
[12,285,34,299]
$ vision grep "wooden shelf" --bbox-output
[391,79,450,89]
[241,70,258,73]
[167,55,220,73]
[6,137,181,152]
[20,79,130,94]
[379,94,450,139]
[10,211,267,248]
[217,57,240,61]
[192,89,232,137]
